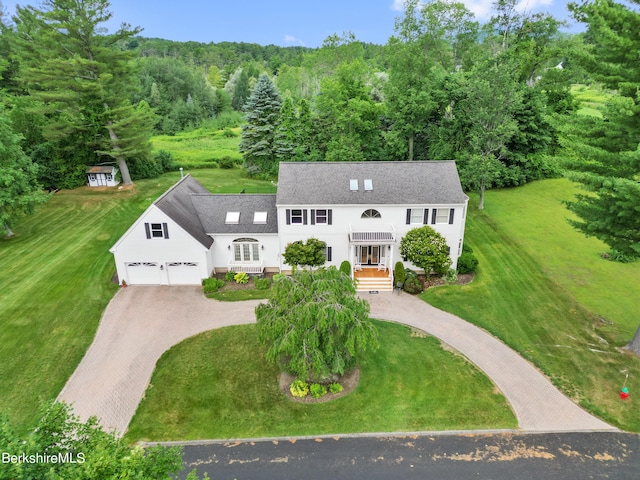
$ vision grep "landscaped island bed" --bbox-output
[125,321,516,441]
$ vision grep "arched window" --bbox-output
[361,209,381,219]
[232,238,259,262]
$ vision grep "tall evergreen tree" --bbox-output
[564,0,640,259]
[239,73,282,175]
[12,0,154,186]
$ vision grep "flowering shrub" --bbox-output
[290,379,309,398]
[234,272,249,284]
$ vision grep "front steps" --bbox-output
[355,276,393,292]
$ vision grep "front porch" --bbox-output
[353,266,393,292]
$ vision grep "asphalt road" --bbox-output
[175,431,639,479]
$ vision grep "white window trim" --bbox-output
[436,208,449,224]
[410,208,424,224]
[225,212,240,224]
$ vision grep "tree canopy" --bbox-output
[0,108,47,238]
[400,226,452,276]
[255,267,379,380]
[0,401,184,479]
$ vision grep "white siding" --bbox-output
[278,202,468,272]
[110,205,213,285]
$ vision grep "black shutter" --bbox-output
[431,209,437,224]
[311,209,316,225]
[449,208,455,224]
[328,209,332,225]
[144,223,151,239]
[286,209,291,225]
[423,209,429,224]
[406,209,411,224]
[327,246,332,262]
[162,223,169,239]
[303,210,308,225]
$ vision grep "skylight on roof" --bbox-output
[364,179,373,191]
[253,211,267,224]
[350,179,358,191]
[225,212,240,224]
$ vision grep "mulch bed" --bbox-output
[278,368,360,404]
[422,272,475,289]
[212,272,275,292]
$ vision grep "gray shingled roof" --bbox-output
[154,175,213,248]
[276,161,468,205]
[192,194,278,235]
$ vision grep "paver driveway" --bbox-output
[58,286,616,437]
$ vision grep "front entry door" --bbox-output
[359,246,380,265]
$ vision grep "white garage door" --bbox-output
[167,262,201,285]
[125,262,161,285]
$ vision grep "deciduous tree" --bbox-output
[0,401,185,479]
[282,237,326,270]
[0,108,47,238]
[255,267,379,380]
[400,226,452,276]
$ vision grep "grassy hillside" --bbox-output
[0,169,273,433]
[424,179,640,431]
[151,126,242,169]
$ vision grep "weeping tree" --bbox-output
[255,267,379,381]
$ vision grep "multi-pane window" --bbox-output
[362,209,381,219]
[436,208,450,224]
[150,223,164,238]
[290,209,303,224]
[410,208,424,224]
[233,239,259,262]
[315,209,328,224]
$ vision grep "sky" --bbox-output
[2,1,583,47]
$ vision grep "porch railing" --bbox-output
[227,260,264,274]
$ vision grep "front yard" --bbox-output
[125,321,516,441]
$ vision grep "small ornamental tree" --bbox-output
[255,267,379,381]
[282,237,326,270]
[400,226,452,276]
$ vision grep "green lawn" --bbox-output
[125,321,516,442]
[571,84,614,117]
[206,289,272,301]
[0,169,273,434]
[424,179,640,431]
[151,126,242,169]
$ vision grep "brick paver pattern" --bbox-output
[58,286,616,437]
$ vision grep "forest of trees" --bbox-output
[0,0,638,259]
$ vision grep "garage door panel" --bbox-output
[167,262,200,285]
[125,262,160,285]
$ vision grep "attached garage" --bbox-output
[166,262,201,285]
[125,262,161,285]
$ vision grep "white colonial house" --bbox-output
[86,165,119,187]
[110,161,468,290]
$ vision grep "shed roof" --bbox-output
[86,165,117,174]
[276,161,468,205]
[192,194,278,235]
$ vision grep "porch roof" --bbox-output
[349,231,395,243]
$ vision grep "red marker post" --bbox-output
[620,374,629,400]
